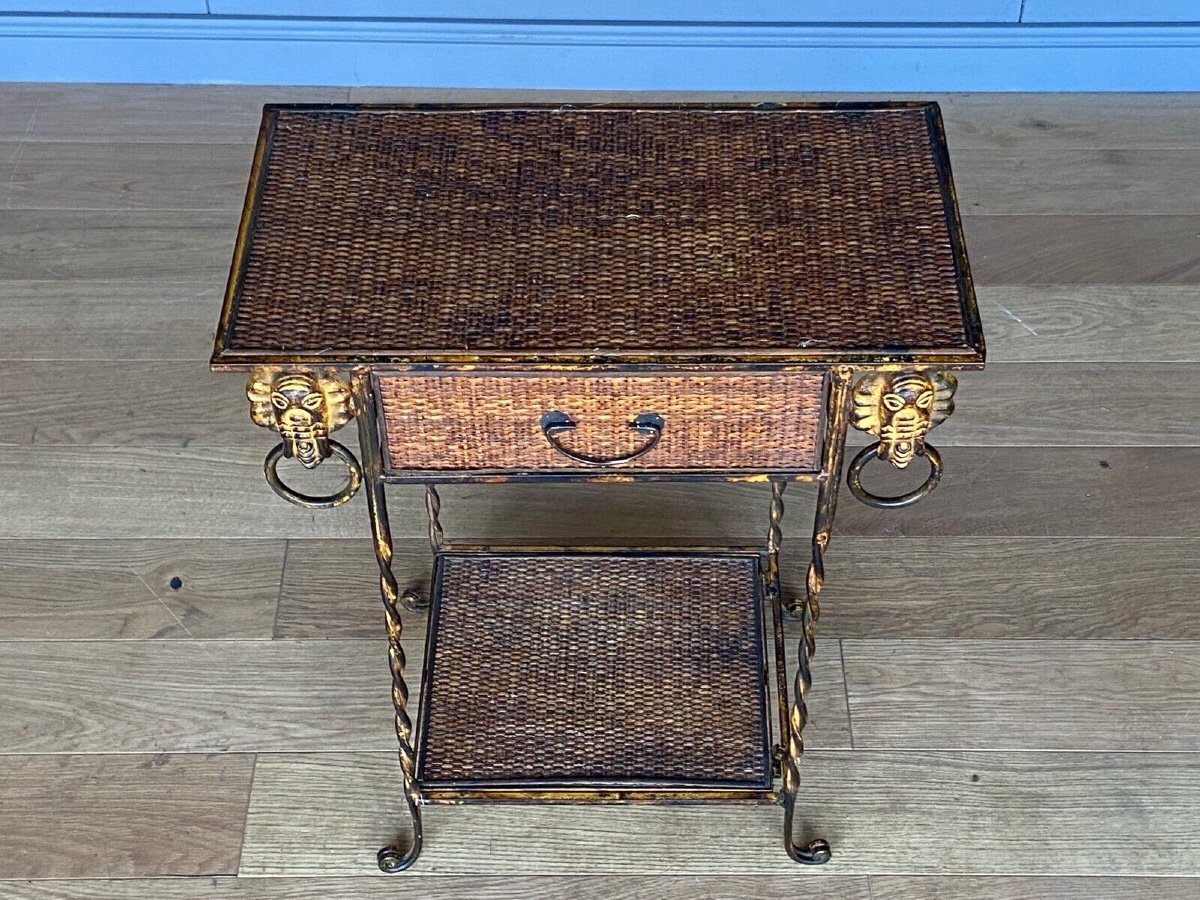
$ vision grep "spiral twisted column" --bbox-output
[764,480,785,600]
[782,367,852,865]
[425,485,444,552]
[378,569,423,873]
[782,593,830,864]
[352,373,423,873]
[806,368,853,615]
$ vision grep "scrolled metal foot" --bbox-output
[783,750,831,865]
[377,798,423,873]
[377,847,410,873]
[784,824,832,865]
[399,587,429,612]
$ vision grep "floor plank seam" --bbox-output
[271,540,290,640]
[839,638,856,750]
[235,753,259,878]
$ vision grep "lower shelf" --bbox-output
[415,549,775,802]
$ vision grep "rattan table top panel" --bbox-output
[417,552,770,789]
[214,102,983,368]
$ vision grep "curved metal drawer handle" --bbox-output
[540,411,664,467]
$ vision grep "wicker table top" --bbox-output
[213,102,983,370]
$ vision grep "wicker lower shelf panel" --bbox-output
[416,550,773,800]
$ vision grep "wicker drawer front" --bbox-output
[377,373,825,473]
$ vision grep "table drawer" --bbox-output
[376,372,825,474]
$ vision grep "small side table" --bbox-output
[211,101,985,870]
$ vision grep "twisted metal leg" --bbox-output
[425,484,444,552]
[781,471,833,865]
[765,478,829,862]
[782,585,832,865]
[765,480,785,600]
[765,480,791,760]
[781,367,852,866]
[353,374,422,873]
[377,563,423,873]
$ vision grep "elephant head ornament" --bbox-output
[851,372,956,469]
[246,369,353,469]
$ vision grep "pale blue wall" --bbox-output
[1,2,1198,90]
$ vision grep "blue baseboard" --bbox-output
[1,14,1199,91]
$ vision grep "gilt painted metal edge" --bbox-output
[209,99,985,372]
[211,106,276,369]
[926,101,987,368]
[212,350,987,371]
[259,100,945,115]
[412,547,775,796]
[420,789,780,804]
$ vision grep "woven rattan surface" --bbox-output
[417,552,770,788]
[378,372,824,472]
[214,102,983,367]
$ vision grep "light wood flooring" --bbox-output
[1,84,1199,898]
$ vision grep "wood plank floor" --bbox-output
[1,85,1198,897]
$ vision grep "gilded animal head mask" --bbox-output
[851,372,956,468]
[247,369,353,469]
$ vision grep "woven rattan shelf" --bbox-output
[417,551,774,800]
[212,99,986,872]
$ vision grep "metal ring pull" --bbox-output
[847,441,943,509]
[264,439,363,508]
[540,411,664,467]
